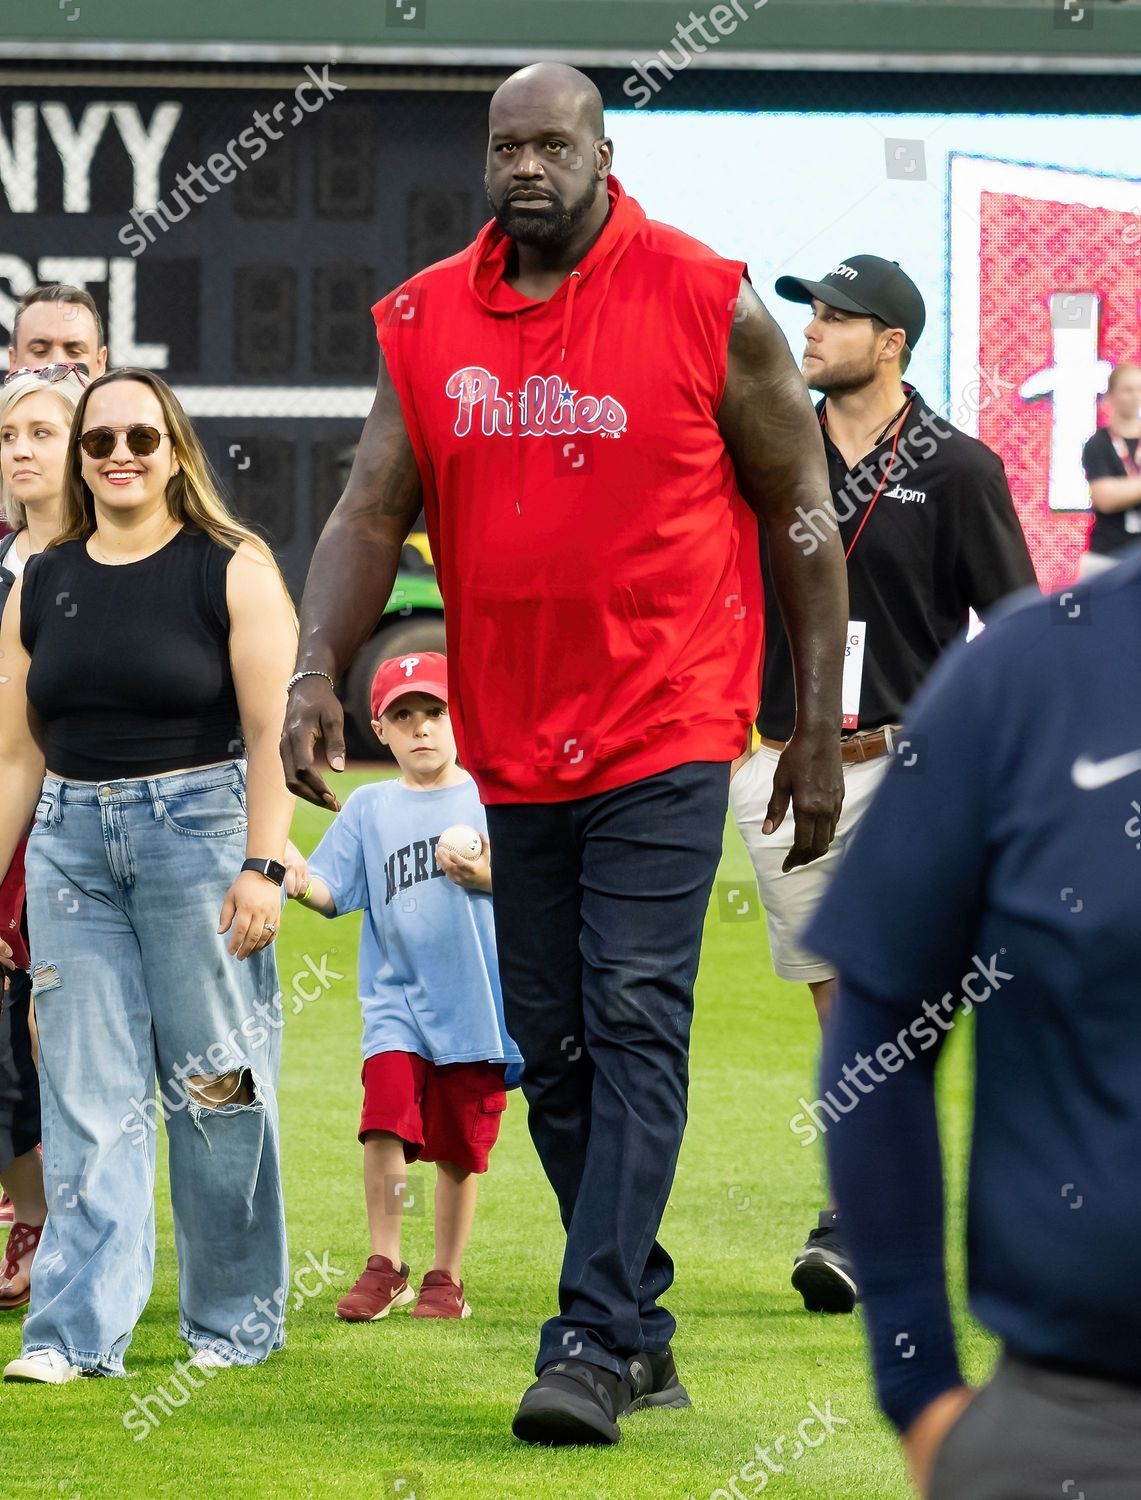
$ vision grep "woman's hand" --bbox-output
[218,870,283,960]
[435,835,492,894]
[283,838,310,898]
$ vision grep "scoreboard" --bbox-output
[0,77,488,597]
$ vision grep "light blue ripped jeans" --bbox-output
[22,761,288,1374]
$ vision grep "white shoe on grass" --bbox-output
[4,1349,82,1383]
[187,1348,234,1371]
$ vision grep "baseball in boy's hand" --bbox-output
[435,829,492,893]
[437,824,482,858]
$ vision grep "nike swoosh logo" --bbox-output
[1071,751,1141,790]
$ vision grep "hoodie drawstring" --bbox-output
[514,310,523,515]
[560,271,581,363]
[513,270,581,515]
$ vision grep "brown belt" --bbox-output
[759,726,901,764]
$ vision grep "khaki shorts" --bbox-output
[1078,550,1120,578]
[729,744,889,983]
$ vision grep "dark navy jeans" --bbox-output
[486,760,729,1377]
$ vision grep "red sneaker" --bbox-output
[411,1269,471,1320]
[0,1195,13,1226]
[0,1222,43,1310]
[335,1255,414,1322]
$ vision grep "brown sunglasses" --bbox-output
[79,425,170,460]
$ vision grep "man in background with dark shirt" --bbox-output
[805,554,1141,1497]
[1080,360,1141,575]
[729,255,1035,1314]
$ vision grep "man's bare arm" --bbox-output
[281,353,423,808]
[717,277,849,867]
[1089,474,1141,514]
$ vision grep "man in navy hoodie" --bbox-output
[806,555,1141,1497]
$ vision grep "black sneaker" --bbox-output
[512,1358,633,1446]
[626,1347,692,1412]
[791,1211,859,1313]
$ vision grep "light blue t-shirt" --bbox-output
[308,775,522,1085]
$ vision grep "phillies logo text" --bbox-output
[446,367,628,438]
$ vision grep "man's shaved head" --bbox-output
[485,64,612,251]
[490,63,605,139]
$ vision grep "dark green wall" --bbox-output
[2,0,1137,62]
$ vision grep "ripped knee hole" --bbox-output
[187,1069,253,1109]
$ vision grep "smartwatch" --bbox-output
[242,857,286,887]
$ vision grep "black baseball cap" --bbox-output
[775,255,926,348]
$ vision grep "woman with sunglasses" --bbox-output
[0,368,296,1383]
[0,366,86,1314]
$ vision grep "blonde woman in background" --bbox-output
[0,366,85,1310]
[0,368,297,1383]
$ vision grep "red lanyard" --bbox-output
[1109,430,1141,479]
[822,399,914,562]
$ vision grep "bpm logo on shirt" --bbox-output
[886,483,926,503]
[446,366,628,438]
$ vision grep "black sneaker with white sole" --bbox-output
[512,1358,634,1446]
[791,1210,859,1313]
[626,1347,692,1412]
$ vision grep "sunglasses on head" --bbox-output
[4,362,90,387]
[79,424,170,459]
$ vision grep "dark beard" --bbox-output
[806,359,878,397]
[486,173,601,248]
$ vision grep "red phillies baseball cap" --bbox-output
[370,651,449,719]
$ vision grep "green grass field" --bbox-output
[2,769,992,1500]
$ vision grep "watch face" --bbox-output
[266,860,287,885]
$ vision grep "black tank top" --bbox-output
[21,528,244,780]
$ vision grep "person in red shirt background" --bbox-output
[282,62,849,1445]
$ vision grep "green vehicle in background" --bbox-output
[325,447,445,756]
[340,525,445,756]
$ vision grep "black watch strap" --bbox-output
[242,857,286,886]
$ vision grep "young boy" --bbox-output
[290,652,522,1321]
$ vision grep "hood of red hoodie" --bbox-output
[469,176,645,322]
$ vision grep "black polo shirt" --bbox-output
[1081,426,1141,556]
[759,388,1037,740]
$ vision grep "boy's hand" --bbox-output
[283,839,310,899]
[435,834,492,893]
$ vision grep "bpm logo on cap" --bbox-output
[830,263,859,281]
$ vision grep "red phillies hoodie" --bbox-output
[373,176,763,804]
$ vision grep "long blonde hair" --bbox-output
[57,368,280,574]
[0,373,83,531]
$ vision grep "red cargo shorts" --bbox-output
[360,1050,507,1174]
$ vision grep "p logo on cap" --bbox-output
[371,650,449,718]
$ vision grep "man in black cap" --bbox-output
[729,254,1036,1314]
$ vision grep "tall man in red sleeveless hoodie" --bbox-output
[283,64,848,1445]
